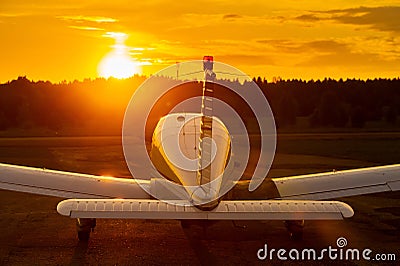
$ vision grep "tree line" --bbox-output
[254,77,400,129]
[0,76,399,135]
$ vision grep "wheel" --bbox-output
[284,220,304,240]
[76,218,96,241]
[77,230,90,242]
[290,230,303,241]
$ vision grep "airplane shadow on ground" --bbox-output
[181,221,220,265]
[70,240,89,266]
[180,220,284,265]
[180,220,283,241]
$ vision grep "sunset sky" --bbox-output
[1,0,399,82]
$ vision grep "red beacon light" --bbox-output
[203,56,214,71]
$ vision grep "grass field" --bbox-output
[0,134,399,265]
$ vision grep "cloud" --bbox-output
[68,25,104,31]
[256,39,300,53]
[222,14,242,21]
[302,40,348,53]
[256,39,349,55]
[58,15,116,35]
[328,6,400,33]
[218,54,275,66]
[294,6,400,33]
[295,14,321,22]
[255,34,400,75]
[290,38,399,70]
[0,12,29,18]
[298,49,399,69]
[259,38,366,56]
[57,15,117,23]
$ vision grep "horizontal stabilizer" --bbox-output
[57,199,354,220]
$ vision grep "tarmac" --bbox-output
[0,136,399,265]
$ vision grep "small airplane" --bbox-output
[1,56,399,241]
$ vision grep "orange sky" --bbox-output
[1,1,399,82]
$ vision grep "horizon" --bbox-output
[2,74,400,86]
[1,1,400,83]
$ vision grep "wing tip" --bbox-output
[57,199,74,217]
[335,201,354,218]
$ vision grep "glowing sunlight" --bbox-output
[98,32,141,79]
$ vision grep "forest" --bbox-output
[0,75,399,136]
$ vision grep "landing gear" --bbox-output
[284,220,304,240]
[76,218,96,241]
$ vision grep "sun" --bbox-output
[98,52,141,79]
[98,32,141,79]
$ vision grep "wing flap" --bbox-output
[273,164,400,200]
[57,199,354,220]
[0,163,150,199]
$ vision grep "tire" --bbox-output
[77,230,90,242]
[284,220,304,241]
[76,218,96,241]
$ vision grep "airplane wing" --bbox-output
[272,164,400,200]
[3,162,398,202]
[0,163,150,199]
